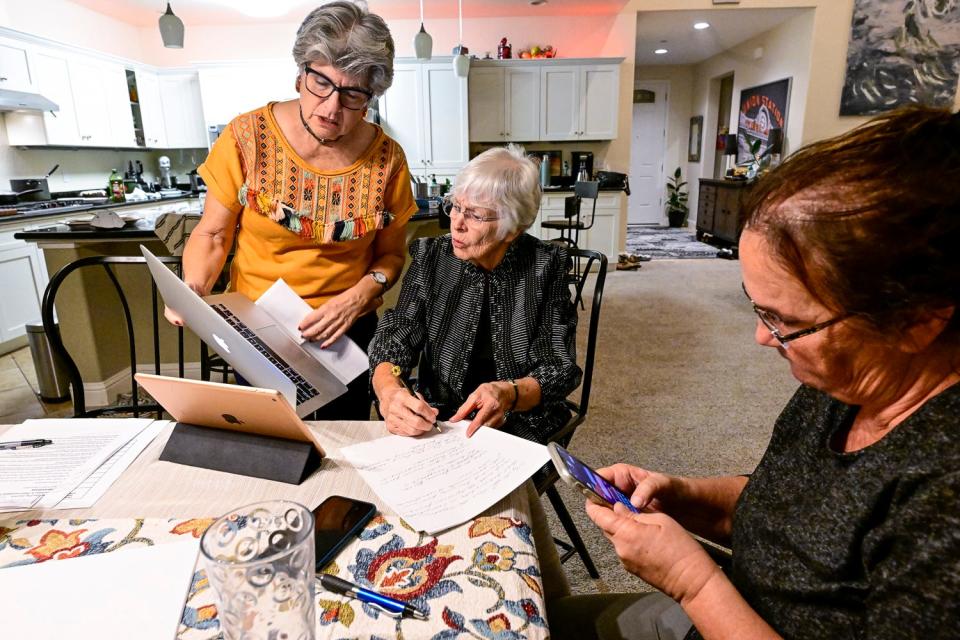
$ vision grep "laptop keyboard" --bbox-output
[210,304,320,405]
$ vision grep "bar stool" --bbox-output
[541,180,599,252]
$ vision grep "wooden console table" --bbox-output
[696,179,750,248]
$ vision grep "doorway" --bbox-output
[712,74,734,179]
[628,80,668,225]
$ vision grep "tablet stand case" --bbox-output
[159,422,322,485]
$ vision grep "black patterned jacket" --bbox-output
[368,233,582,443]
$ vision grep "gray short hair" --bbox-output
[452,145,542,239]
[293,1,395,97]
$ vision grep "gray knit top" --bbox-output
[717,383,960,639]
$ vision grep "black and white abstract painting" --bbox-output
[841,0,960,116]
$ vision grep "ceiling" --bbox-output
[635,8,809,66]
[70,0,630,25]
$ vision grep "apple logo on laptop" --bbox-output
[212,333,230,354]
[222,414,244,425]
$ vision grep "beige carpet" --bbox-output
[546,258,799,595]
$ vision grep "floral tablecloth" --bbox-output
[0,513,549,640]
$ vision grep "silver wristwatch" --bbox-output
[369,271,388,294]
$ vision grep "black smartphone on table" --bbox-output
[313,495,378,571]
[548,443,641,513]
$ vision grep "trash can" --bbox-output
[25,323,71,402]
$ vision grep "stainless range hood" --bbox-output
[0,89,59,113]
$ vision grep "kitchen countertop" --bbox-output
[4,192,201,225]
[15,203,439,241]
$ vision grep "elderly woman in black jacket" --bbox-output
[368,144,581,443]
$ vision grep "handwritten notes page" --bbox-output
[339,421,550,534]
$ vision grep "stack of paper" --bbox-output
[0,418,166,512]
[340,421,550,534]
[0,539,199,640]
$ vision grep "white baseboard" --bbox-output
[83,362,203,408]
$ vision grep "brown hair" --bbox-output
[742,105,960,346]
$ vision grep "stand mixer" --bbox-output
[158,155,178,194]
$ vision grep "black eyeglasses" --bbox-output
[302,67,372,110]
[741,282,852,349]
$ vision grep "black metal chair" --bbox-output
[541,180,600,252]
[535,248,607,579]
[41,255,221,418]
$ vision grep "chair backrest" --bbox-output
[572,180,599,230]
[41,255,191,418]
[552,248,607,446]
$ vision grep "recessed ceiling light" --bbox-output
[654,48,668,55]
[694,22,711,30]
[530,0,548,5]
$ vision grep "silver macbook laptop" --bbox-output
[140,245,347,417]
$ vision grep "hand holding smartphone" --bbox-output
[313,495,377,571]
[548,443,640,514]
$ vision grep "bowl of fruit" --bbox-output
[518,45,556,59]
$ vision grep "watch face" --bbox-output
[371,271,387,285]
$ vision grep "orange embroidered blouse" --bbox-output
[197,103,417,307]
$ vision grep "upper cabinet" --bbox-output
[0,37,36,93]
[469,66,539,142]
[541,64,619,141]
[196,60,298,127]
[133,70,168,148]
[158,73,207,148]
[468,58,621,142]
[380,60,469,174]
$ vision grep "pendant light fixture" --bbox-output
[158,2,185,49]
[413,0,433,60]
[452,0,470,78]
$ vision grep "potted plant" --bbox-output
[666,167,689,227]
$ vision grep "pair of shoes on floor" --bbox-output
[618,251,652,265]
[617,252,643,271]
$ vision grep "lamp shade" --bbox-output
[453,51,470,78]
[723,133,738,156]
[414,23,433,60]
[767,128,783,154]
[159,2,184,49]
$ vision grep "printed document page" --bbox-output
[255,278,368,384]
[0,418,154,512]
[0,539,199,640]
[339,421,550,534]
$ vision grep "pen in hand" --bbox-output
[0,439,53,451]
[319,573,428,620]
[391,366,442,434]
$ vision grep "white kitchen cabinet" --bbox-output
[0,37,36,93]
[135,69,167,147]
[380,60,469,174]
[469,66,539,142]
[540,64,619,141]
[0,226,47,346]
[159,73,207,148]
[196,61,298,130]
[529,191,621,260]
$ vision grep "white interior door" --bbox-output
[628,81,668,225]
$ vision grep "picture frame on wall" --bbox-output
[737,78,791,164]
[688,116,703,162]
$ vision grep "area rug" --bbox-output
[625,225,719,259]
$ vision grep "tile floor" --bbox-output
[0,347,73,424]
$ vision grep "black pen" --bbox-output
[391,366,442,433]
[319,574,428,620]
[0,438,53,451]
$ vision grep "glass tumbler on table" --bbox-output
[200,500,317,640]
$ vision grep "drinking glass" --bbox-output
[200,500,316,640]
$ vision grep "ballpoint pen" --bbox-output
[319,573,428,620]
[391,365,442,433]
[0,439,53,451]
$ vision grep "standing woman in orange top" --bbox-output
[167,1,417,420]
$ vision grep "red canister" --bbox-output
[497,37,512,59]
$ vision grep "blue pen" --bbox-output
[319,574,427,620]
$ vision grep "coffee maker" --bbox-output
[570,151,594,181]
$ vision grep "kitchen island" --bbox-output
[13,203,441,409]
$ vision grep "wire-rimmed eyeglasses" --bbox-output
[441,196,500,223]
[741,282,852,349]
[302,66,372,110]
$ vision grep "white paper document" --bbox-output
[0,418,154,512]
[255,278,368,384]
[340,421,550,534]
[0,539,200,640]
